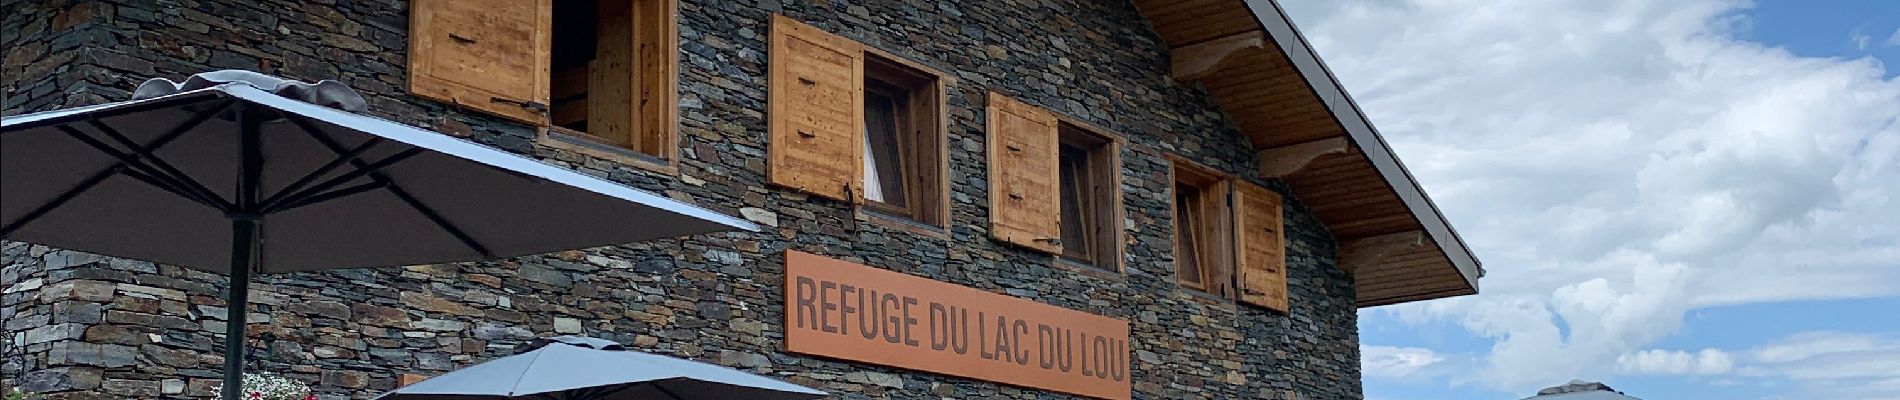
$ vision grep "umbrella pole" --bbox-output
[220,105,265,400]
[220,219,256,400]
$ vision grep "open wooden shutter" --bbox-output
[408,0,552,124]
[1234,181,1288,311]
[1201,180,1236,298]
[769,15,864,201]
[588,0,638,146]
[987,93,1061,253]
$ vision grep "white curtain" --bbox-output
[861,133,885,202]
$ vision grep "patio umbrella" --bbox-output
[1520,380,1643,400]
[0,71,759,400]
[376,336,827,400]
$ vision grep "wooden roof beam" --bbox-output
[1337,230,1424,274]
[1171,30,1266,82]
[1257,136,1348,178]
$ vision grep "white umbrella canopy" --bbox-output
[0,71,759,400]
[378,336,827,400]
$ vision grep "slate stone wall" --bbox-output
[0,0,1361,399]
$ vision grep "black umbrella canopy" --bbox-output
[0,71,758,400]
[1,71,757,273]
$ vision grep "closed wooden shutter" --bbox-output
[769,15,864,201]
[408,0,552,124]
[987,93,1061,253]
[1234,181,1288,311]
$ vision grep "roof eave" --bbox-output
[1240,0,1484,297]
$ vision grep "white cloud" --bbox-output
[1851,28,1873,51]
[1888,27,1900,46]
[1361,345,1446,379]
[1736,331,1900,398]
[1749,331,1880,363]
[1281,0,1900,395]
[1616,348,1733,375]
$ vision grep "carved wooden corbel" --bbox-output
[1171,31,1266,81]
[1337,230,1425,274]
[1257,137,1349,178]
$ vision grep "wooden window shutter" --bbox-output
[408,0,552,124]
[1234,181,1289,311]
[1201,179,1237,299]
[769,15,865,201]
[986,93,1061,253]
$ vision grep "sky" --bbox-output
[1273,0,1900,399]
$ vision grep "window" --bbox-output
[1174,182,1206,288]
[407,0,677,163]
[767,15,947,227]
[547,0,676,159]
[982,94,1123,264]
[1056,123,1120,269]
[1166,157,1290,309]
[1170,158,1234,297]
[858,55,943,224]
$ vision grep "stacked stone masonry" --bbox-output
[0,0,1361,399]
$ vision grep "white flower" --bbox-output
[209,373,311,400]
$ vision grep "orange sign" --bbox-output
[782,250,1131,400]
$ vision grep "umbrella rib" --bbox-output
[4,101,238,238]
[264,179,390,213]
[284,115,496,258]
[255,147,423,212]
[386,183,495,258]
[84,118,235,210]
[118,168,221,206]
[56,125,228,210]
[70,100,236,208]
[256,137,385,208]
[507,346,552,398]
[0,165,121,237]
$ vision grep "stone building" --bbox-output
[0,0,1481,399]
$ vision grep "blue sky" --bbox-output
[1742,0,1900,78]
[1277,0,1900,399]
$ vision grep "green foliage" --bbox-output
[3,387,42,400]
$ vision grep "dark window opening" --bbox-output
[550,0,602,133]
[1057,123,1118,269]
[863,84,909,209]
[1171,159,1231,295]
[547,0,672,158]
[1174,182,1206,288]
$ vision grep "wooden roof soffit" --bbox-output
[1171,31,1266,82]
[1257,137,1348,178]
[1337,230,1425,274]
[1238,0,1482,303]
[1133,0,1484,307]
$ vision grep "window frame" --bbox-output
[1052,119,1125,272]
[534,0,681,174]
[854,47,950,232]
[859,78,915,216]
[1168,155,1236,298]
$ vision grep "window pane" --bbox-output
[1059,144,1093,262]
[863,92,906,207]
[1175,183,1203,284]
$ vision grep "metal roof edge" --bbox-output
[1239,0,1483,294]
